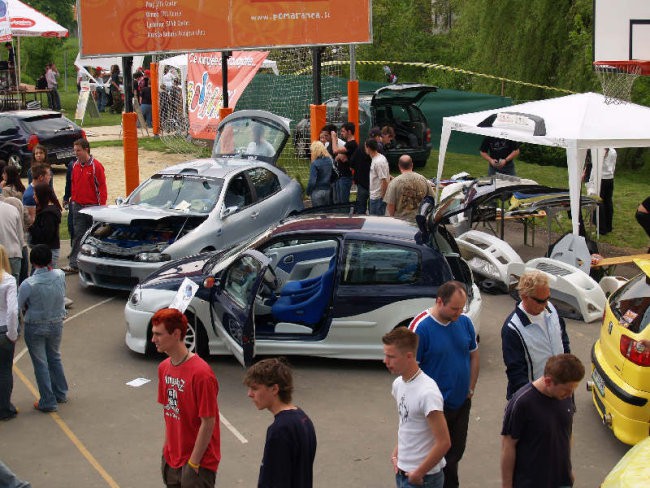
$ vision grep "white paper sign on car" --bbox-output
[169,277,199,314]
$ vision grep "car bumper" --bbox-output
[124,287,177,354]
[78,255,162,290]
[591,341,650,445]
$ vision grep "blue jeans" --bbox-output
[355,185,369,214]
[141,103,153,127]
[335,176,353,204]
[0,460,31,488]
[24,323,68,411]
[310,189,331,208]
[396,470,444,488]
[0,334,17,420]
[369,198,386,216]
[70,202,94,269]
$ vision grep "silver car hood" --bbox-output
[80,204,205,224]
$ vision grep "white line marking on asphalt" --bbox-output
[64,297,116,324]
[220,412,248,444]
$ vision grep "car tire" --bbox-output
[8,153,26,177]
[185,312,210,359]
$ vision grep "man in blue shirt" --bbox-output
[409,281,480,488]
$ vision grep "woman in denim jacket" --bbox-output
[18,245,68,412]
[306,141,333,208]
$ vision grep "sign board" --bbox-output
[75,81,99,122]
[594,0,650,61]
[79,0,371,57]
[186,51,268,139]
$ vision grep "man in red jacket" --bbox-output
[63,138,107,273]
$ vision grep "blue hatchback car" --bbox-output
[125,212,482,365]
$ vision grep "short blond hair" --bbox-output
[517,270,549,298]
[310,140,330,160]
[0,244,11,274]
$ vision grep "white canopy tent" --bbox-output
[74,53,145,83]
[437,92,650,235]
[5,0,68,87]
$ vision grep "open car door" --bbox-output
[210,249,271,366]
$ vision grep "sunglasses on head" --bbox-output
[530,295,551,304]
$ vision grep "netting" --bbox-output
[593,62,642,104]
[155,47,349,174]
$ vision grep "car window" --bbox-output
[326,100,343,123]
[341,240,420,285]
[24,116,77,133]
[390,105,410,123]
[246,167,281,200]
[127,175,223,214]
[212,117,285,159]
[610,274,650,333]
[223,173,254,209]
[223,254,262,308]
[0,118,16,134]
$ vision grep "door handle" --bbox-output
[250,211,259,219]
[282,255,294,264]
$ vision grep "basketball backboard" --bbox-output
[594,0,650,61]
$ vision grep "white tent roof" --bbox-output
[436,92,650,235]
[74,53,145,83]
[8,0,68,37]
[160,53,279,77]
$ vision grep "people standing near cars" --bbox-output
[501,270,570,400]
[109,64,123,114]
[383,327,451,488]
[0,165,25,199]
[22,163,52,226]
[139,77,153,128]
[366,138,391,216]
[0,199,24,283]
[243,357,317,488]
[18,245,68,413]
[63,139,107,274]
[27,144,54,189]
[330,122,357,204]
[0,244,19,421]
[94,67,107,113]
[45,63,61,111]
[587,148,617,235]
[408,280,479,488]
[479,137,520,176]
[306,141,333,208]
[0,193,28,285]
[151,308,221,488]
[29,183,62,269]
[384,155,434,221]
[501,354,585,488]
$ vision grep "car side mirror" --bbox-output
[115,196,125,206]
[221,205,239,218]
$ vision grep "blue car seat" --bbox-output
[271,257,337,326]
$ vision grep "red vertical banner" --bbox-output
[186,51,268,140]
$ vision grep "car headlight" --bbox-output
[80,243,99,257]
[129,286,141,306]
[133,252,171,263]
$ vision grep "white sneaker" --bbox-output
[64,297,73,308]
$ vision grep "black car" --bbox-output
[0,110,86,176]
[294,83,437,167]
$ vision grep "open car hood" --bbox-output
[80,204,205,225]
[371,83,437,105]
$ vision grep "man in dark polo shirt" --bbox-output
[501,354,585,488]
[63,139,107,274]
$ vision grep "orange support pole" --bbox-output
[151,62,160,136]
[310,104,326,143]
[347,80,359,141]
[219,107,233,121]
[123,112,139,195]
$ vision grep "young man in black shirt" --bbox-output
[244,358,317,488]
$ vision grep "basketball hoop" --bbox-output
[593,60,650,104]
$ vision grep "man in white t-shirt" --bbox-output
[366,138,390,216]
[383,327,451,488]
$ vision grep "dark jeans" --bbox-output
[443,398,472,488]
[355,185,369,214]
[161,457,216,488]
[69,202,94,269]
[596,178,614,234]
[0,334,17,420]
[47,88,61,111]
[487,161,516,176]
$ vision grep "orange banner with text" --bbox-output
[187,51,268,140]
[79,0,371,57]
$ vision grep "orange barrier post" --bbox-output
[310,104,326,143]
[347,80,359,141]
[219,107,233,121]
[151,62,160,136]
[122,112,139,195]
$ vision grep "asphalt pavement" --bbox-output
[0,234,635,487]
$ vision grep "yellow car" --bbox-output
[590,259,650,445]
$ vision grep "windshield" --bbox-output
[610,273,650,333]
[212,117,286,159]
[127,174,223,214]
